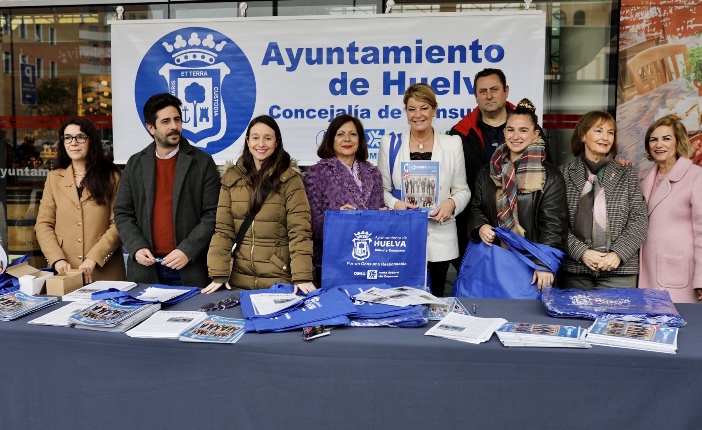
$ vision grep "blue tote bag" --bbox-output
[321,210,428,289]
[452,227,565,299]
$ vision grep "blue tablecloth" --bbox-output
[2,285,701,429]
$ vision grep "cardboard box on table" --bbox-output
[5,262,54,295]
[45,269,84,296]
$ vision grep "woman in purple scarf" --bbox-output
[304,114,385,286]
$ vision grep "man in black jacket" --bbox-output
[449,68,552,267]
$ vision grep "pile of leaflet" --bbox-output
[0,291,58,321]
[585,318,678,354]
[541,287,686,327]
[240,283,357,332]
[495,322,590,348]
[339,284,429,328]
[126,311,208,339]
[69,300,160,332]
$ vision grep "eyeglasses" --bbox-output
[63,134,88,145]
[200,295,240,312]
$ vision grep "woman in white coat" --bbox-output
[378,83,470,297]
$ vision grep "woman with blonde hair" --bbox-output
[377,83,470,296]
[639,115,702,302]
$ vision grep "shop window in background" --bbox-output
[0,5,165,265]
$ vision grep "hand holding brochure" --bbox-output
[400,161,439,214]
[424,312,507,344]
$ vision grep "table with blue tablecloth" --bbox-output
[2,286,701,429]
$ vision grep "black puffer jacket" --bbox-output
[467,162,568,252]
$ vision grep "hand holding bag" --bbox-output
[451,227,565,299]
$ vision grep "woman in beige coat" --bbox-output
[35,118,125,283]
[204,115,315,294]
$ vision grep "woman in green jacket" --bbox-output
[204,115,315,294]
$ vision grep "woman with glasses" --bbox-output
[35,118,125,283]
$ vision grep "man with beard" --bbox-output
[114,93,219,287]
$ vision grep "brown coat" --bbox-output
[207,159,313,289]
[35,166,126,281]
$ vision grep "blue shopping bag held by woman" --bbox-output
[321,210,427,289]
[452,227,565,299]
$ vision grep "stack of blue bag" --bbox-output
[541,287,686,327]
[338,283,428,328]
[239,283,428,332]
[240,283,358,332]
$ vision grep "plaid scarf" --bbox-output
[489,139,546,235]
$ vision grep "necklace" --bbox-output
[412,130,433,150]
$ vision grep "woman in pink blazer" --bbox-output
[639,116,702,303]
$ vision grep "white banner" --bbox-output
[111,12,545,165]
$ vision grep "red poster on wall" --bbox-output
[616,1,702,169]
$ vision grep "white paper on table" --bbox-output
[424,312,507,344]
[135,287,188,302]
[354,287,444,307]
[126,311,208,338]
[27,301,96,326]
[62,281,136,302]
[249,293,304,315]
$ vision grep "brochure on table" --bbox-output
[496,322,590,348]
[428,298,470,320]
[62,281,137,302]
[425,312,507,344]
[179,315,246,344]
[586,318,678,354]
[126,311,208,339]
[354,286,444,307]
[28,301,96,327]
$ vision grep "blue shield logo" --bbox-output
[135,28,256,155]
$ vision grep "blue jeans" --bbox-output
[155,263,183,286]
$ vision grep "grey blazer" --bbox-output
[559,157,648,275]
[114,138,220,287]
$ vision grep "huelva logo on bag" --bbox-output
[352,231,372,261]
